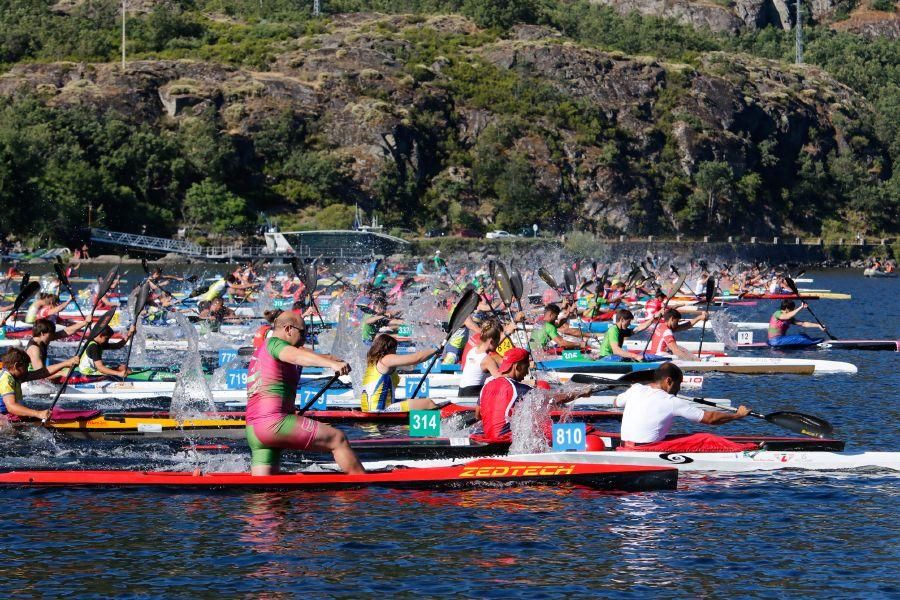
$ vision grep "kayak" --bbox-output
[536,357,855,375]
[738,339,900,352]
[863,268,897,278]
[26,406,630,439]
[0,459,679,492]
[369,450,900,473]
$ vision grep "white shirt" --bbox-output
[617,384,705,443]
[459,348,489,388]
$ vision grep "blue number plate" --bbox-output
[552,423,586,451]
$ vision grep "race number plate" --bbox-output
[552,423,586,451]
[409,410,440,437]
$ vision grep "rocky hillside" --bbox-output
[0,3,896,242]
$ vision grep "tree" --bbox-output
[183,179,250,235]
[694,161,734,226]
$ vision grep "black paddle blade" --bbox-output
[493,262,513,306]
[563,268,577,295]
[19,273,30,292]
[305,262,318,300]
[785,277,800,297]
[509,268,524,304]
[11,281,40,314]
[487,260,496,281]
[448,288,479,335]
[667,271,688,299]
[705,276,716,304]
[87,308,117,343]
[141,258,149,275]
[538,267,558,290]
[670,265,678,276]
[54,263,70,287]
[569,374,636,386]
[290,257,303,279]
[765,411,833,439]
[97,266,119,301]
[134,280,151,319]
[56,255,64,266]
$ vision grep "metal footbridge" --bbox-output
[89,228,408,261]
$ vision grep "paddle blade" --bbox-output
[493,262,513,306]
[538,267,558,290]
[667,271,688,299]
[97,266,119,301]
[785,277,800,297]
[11,281,40,314]
[447,288,478,336]
[569,373,645,386]
[290,257,304,279]
[765,411,833,439]
[19,273,30,292]
[509,268,524,304]
[488,260,496,281]
[86,308,117,345]
[704,276,715,304]
[305,262,318,300]
[54,263,70,287]
[134,280,151,319]
[141,258,149,275]
[563,268,577,295]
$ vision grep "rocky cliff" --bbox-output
[0,13,890,236]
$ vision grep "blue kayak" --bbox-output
[536,359,661,373]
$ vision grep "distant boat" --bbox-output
[863,268,897,278]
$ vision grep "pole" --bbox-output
[121,0,126,71]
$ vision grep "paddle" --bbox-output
[538,267,559,292]
[0,280,40,326]
[18,272,30,295]
[569,370,655,386]
[122,280,151,371]
[294,257,326,332]
[75,266,119,356]
[509,267,524,312]
[408,288,479,400]
[683,396,833,439]
[563,267,577,298]
[44,308,117,423]
[54,262,86,320]
[493,261,526,348]
[296,373,341,417]
[697,275,715,356]
[784,277,836,340]
[641,270,688,358]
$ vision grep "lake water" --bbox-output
[1,269,897,597]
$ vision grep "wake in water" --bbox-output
[710,309,738,349]
[169,312,216,420]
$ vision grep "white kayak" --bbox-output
[478,450,900,473]
[672,356,857,375]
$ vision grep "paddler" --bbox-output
[767,300,825,347]
[246,311,363,475]
[616,363,754,452]
[474,348,592,441]
[1,348,78,420]
[528,303,587,353]
[26,318,90,377]
[360,333,440,412]
[597,309,653,361]
[457,320,505,396]
[646,308,708,360]
[76,325,137,378]
[361,298,402,343]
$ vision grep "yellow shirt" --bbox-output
[0,369,22,414]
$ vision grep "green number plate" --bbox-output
[397,324,412,337]
[409,410,440,437]
[561,349,581,360]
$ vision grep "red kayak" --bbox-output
[0,459,678,492]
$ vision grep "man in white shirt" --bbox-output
[616,363,753,452]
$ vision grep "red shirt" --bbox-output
[477,377,533,440]
[648,323,676,355]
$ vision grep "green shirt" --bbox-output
[530,321,558,350]
[598,324,622,358]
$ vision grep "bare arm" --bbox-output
[479,353,502,377]
[381,349,438,369]
[274,344,349,373]
[1,393,49,420]
[700,406,750,425]
[57,320,90,338]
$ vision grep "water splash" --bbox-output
[169,311,216,420]
[508,388,553,455]
[710,309,737,349]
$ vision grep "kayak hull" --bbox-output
[0,459,678,492]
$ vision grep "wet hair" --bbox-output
[32,319,55,337]
[662,308,682,322]
[2,347,29,370]
[99,326,115,338]
[226,274,238,284]
[543,304,561,318]
[615,309,634,322]
[367,333,398,366]
[263,309,282,324]
[479,319,503,345]
[780,300,796,311]
[653,362,683,383]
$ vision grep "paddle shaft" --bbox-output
[697,277,714,355]
[296,372,342,416]
[641,272,687,357]
[803,303,837,340]
[59,279,87,320]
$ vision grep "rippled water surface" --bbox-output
[1,269,898,597]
